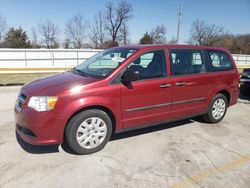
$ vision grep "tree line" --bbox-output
[189,20,250,54]
[0,0,133,49]
[0,1,249,54]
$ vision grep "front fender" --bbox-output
[59,96,122,132]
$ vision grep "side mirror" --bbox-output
[121,69,139,83]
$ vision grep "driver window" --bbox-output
[127,50,167,80]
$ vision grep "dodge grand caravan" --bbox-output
[15,45,239,154]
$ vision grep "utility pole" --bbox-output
[176,0,183,44]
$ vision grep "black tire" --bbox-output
[202,93,228,123]
[65,109,112,155]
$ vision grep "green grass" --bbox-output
[0,73,55,86]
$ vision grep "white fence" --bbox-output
[0,48,249,73]
[232,54,250,66]
[0,48,102,69]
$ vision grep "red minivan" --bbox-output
[15,45,239,154]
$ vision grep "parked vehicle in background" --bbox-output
[240,68,250,95]
[14,45,239,154]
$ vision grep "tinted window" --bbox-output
[207,50,233,71]
[127,50,167,80]
[170,49,206,76]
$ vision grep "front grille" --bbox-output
[17,93,27,108]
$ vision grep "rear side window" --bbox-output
[207,50,233,71]
[169,49,206,76]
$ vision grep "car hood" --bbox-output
[21,72,100,96]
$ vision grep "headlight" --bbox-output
[28,96,58,112]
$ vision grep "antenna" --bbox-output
[176,0,183,44]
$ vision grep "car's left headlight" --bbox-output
[28,96,58,112]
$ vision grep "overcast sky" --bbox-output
[0,0,249,44]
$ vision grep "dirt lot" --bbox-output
[0,86,250,188]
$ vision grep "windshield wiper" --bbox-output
[72,68,89,77]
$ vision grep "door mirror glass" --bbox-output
[121,70,139,83]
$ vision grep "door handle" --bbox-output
[175,82,186,86]
[160,84,171,88]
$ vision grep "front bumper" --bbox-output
[14,105,66,145]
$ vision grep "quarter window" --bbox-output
[170,49,206,76]
[207,50,233,71]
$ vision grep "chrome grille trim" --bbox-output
[17,93,27,108]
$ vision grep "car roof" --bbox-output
[118,44,228,52]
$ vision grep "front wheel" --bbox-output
[202,94,228,123]
[65,109,112,154]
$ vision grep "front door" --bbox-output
[121,49,172,129]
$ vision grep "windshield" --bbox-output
[73,48,137,78]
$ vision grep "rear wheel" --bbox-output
[203,93,228,123]
[65,109,112,154]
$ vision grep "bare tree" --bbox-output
[105,0,132,43]
[233,34,250,54]
[190,20,206,45]
[168,37,177,44]
[0,13,7,42]
[150,25,167,44]
[38,19,59,48]
[204,24,225,45]
[65,14,87,48]
[63,38,71,49]
[30,27,39,48]
[119,23,129,45]
[139,25,167,44]
[190,19,225,45]
[89,11,107,48]
[217,34,250,54]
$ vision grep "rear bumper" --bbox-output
[14,105,66,145]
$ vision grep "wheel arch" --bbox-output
[217,90,231,105]
[205,86,231,112]
[64,105,117,140]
